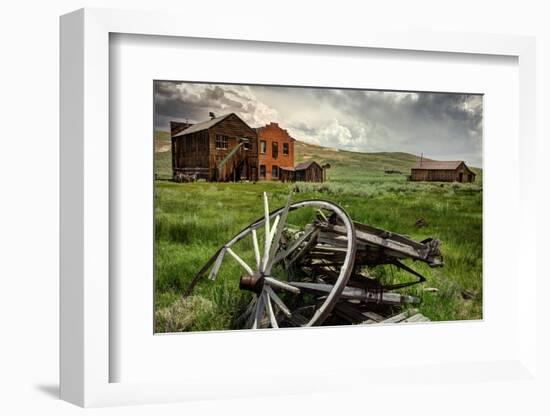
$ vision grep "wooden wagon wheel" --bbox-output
[187,193,357,328]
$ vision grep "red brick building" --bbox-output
[256,122,295,180]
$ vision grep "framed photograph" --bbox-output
[152,80,480,334]
[60,8,538,408]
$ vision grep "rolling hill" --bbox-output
[294,140,424,174]
[154,131,481,182]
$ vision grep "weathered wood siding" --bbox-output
[209,114,258,181]
[296,163,324,182]
[410,162,476,182]
[171,113,258,182]
[279,168,295,183]
[172,130,211,179]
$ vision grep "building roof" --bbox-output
[411,160,465,170]
[172,114,231,137]
[295,161,321,170]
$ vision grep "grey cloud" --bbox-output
[154,81,483,167]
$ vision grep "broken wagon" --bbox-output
[185,193,443,328]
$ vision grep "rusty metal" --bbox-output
[239,274,264,294]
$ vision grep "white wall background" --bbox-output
[0,1,548,415]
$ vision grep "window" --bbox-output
[272,165,279,179]
[283,143,289,156]
[259,165,266,179]
[272,141,278,159]
[215,134,228,149]
[260,140,267,154]
[242,139,252,151]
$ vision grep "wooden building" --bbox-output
[280,161,326,183]
[170,113,258,182]
[256,122,295,180]
[410,160,476,183]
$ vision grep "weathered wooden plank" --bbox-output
[226,247,254,275]
[252,292,266,329]
[208,247,226,280]
[238,298,257,326]
[217,142,243,170]
[361,311,430,325]
[287,229,320,266]
[322,224,424,260]
[332,302,366,323]
[265,277,301,294]
[286,311,309,326]
[362,311,385,322]
[265,293,279,328]
[251,229,261,270]
[261,192,271,272]
[378,309,418,324]
[289,283,419,305]
[403,313,430,323]
[273,226,316,265]
[266,193,293,273]
[265,286,291,317]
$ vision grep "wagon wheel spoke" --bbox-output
[316,208,329,222]
[264,276,300,294]
[251,229,261,270]
[237,297,257,325]
[261,192,271,273]
[265,193,293,274]
[225,246,254,275]
[261,214,279,272]
[265,292,279,328]
[264,285,292,317]
[208,248,226,281]
[251,291,266,329]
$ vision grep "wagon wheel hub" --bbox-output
[239,274,265,294]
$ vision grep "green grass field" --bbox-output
[154,132,483,332]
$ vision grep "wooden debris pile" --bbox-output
[187,194,443,329]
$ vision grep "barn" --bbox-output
[280,161,326,183]
[410,160,476,183]
[170,113,258,182]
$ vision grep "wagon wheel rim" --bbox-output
[191,193,357,328]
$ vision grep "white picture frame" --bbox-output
[60,7,539,408]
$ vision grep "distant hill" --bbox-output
[294,140,425,175]
[155,130,171,153]
[154,131,481,181]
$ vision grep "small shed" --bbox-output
[295,161,325,182]
[279,166,295,183]
[279,161,326,182]
[410,160,476,183]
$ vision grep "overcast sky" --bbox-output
[154,81,483,167]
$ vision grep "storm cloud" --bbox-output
[154,81,483,167]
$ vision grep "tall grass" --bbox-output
[154,172,482,332]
